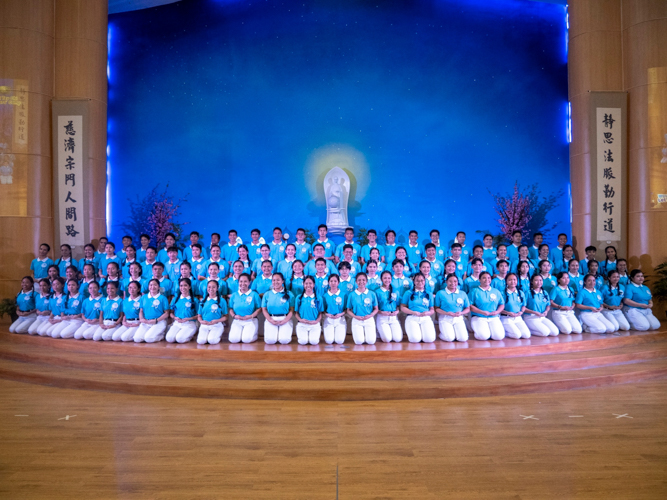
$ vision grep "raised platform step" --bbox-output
[1,336,666,381]
[1,327,666,400]
[5,329,667,362]
[0,356,666,401]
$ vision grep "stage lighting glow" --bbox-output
[304,144,370,202]
[567,101,572,143]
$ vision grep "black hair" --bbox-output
[451,243,462,249]
[456,231,466,237]
[228,229,237,235]
[629,269,643,280]
[409,272,427,301]
[338,261,351,271]
[368,229,377,236]
[167,246,179,253]
[380,270,394,299]
[273,227,282,233]
[430,229,440,236]
[512,230,522,237]
[146,245,158,253]
[84,243,95,251]
[211,232,221,239]
[392,258,405,269]
[272,272,291,302]
[140,233,150,240]
[342,244,353,252]
[533,232,543,238]
[529,274,545,298]
[192,243,202,251]
[152,262,165,270]
[318,224,328,230]
[603,245,617,271]
[313,243,324,251]
[606,270,621,295]
[409,230,418,236]
[496,259,509,270]
[47,264,60,276]
[395,246,409,267]
[497,243,507,250]
[40,243,51,252]
[473,245,483,252]
[587,259,599,277]
[126,244,136,252]
[385,229,396,237]
[129,262,143,276]
[504,273,524,303]
[424,243,435,251]
[189,231,199,237]
[164,232,176,241]
[60,243,72,251]
[260,243,270,251]
[345,227,354,233]
[180,261,192,270]
[105,241,116,249]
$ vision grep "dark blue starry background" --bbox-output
[107,0,570,244]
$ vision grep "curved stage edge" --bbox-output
[0,326,666,401]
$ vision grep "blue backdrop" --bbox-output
[108,0,570,245]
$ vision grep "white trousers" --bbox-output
[134,320,167,343]
[579,311,615,334]
[500,316,531,339]
[551,310,583,334]
[376,314,403,343]
[323,316,347,344]
[296,322,322,345]
[196,323,224,345]
[624,307,661,331]
[92,320,121,341]
[112,322,141,341]
[36,317,60,336]
[471,316,505,341]
[73,322,98,340]
[438,315,468,342]
[27,315,49,335]
[405,315,436,343]
[53,319,84,339]
[264,317,293,344]
[524,315,560,337]
[601,309,630,331]
[166,321,199,343]
[9,314,37,334]
[228,318,259,344]
[351,317,376,345]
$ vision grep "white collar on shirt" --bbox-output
[238,290,251,296]
[354,289,368,295]
[445,288,459,294]
[327,289,340,296]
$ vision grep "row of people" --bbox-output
[30,227,622,281]
[9,267,660,345]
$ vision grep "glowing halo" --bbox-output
[304,144,370,202]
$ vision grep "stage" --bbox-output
[1,327,666,401]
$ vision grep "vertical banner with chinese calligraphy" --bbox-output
[52,100,90,252]
[589,92,627,250]
[0,79,29,217]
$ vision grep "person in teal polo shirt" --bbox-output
[346,273,378,345]
[623,269,661,331]
[435,273,470,342]
[228,273,262,344]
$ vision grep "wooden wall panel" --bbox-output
[621,0,667,29]
[0,29,54,96]
[0,0,54,37]
[622,19,667,90]
[568,0,622,38]
[568,31,623,98]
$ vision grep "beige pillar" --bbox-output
[0,0,107,301]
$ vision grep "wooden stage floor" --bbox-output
[1,325,667,498]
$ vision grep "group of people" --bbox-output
[8,225,661,346]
